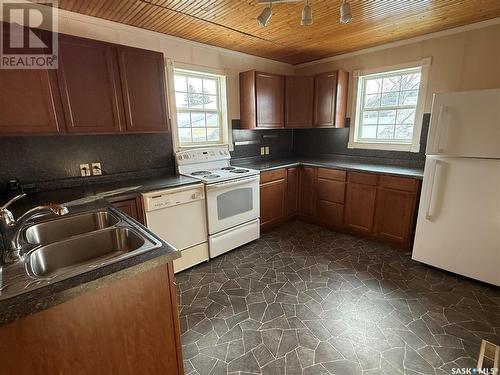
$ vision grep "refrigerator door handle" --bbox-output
[435,105,449,154]
[425,159,441,221]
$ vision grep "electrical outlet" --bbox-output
[92,162,102,176]
[265,146,270,155]
[260,147,265,155]
[79,164,91,177]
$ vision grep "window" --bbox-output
[173,69,227,146]
[349,59,430,152]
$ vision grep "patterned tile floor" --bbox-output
[175,221,500,375]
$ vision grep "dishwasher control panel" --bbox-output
[142,185,205,212]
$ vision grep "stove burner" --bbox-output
[191,171,212,176]
[204,174,220,179]
[230,169,249,174]
[221,166,236,170]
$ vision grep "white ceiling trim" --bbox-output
[295,16,500,68]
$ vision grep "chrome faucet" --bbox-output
[0,194,69,264]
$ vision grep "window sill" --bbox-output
[348,141,420,153]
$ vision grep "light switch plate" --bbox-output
[79,164,91,177]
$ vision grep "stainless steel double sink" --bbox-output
[0,207,164,299]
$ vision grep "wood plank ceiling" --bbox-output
[56,0,500,64]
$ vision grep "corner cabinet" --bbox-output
[240,70,284,129]
[313,70,348,128]
[285,76,313,128]
[239,69,347,130]
[0,24,170,136]
[259,165,421,250]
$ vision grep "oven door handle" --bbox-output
[206,176,260,191]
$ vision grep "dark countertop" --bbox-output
[5,174,200,214]
[232,155,424,179]
[0,174,198,325]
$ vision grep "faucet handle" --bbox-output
[1,193,26,211]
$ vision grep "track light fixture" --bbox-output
[340,0,352,24]
[257,1,273,27]
[301,0,313,26]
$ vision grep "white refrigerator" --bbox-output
[412,88,500,286]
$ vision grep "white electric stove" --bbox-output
[176,147,260,258]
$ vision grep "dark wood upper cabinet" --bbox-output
[240,70,284,129]
[285,76,313,128]
[117,47,169,132]
[0,69,63,134]
[0,24,170,136]
[57,35,123,133]
[313,70,348,128]
[256,72,284,128]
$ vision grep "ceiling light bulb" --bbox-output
[340,1,352,24]
[301,2,313,26]
[257,4,273,27]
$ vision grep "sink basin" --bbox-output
[24,211,119,245]
[28,227,145,278]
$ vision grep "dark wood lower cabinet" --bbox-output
[260,166,420,250]
[260,176,286,230]
[317,200,344,227]
[299,167,317,217]
[0,262,184,375]
[344,182,377,234]
[286,167,299,216]
[108,196,144,224]
[374,188,418,247]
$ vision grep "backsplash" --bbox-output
[0,133,175,197]
[293,114,429,167]
[231,114,430,168]
[231,120,294,160]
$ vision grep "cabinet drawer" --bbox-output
[348,171,378,186]
[317,168,346,181]
[317,178,345,204]
[260,168,286,183]
[317,200,343,227]
[378,175,419,192]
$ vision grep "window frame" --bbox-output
[170,66,229,149]
[348,58,431,152]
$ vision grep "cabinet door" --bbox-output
[317,200,344,227]
[57,35,123,133]
[260,179,286,227]
[344,182,377,233]
[286,167,299,215]
[299,167,317,217]
[285,76,313,128]
[256,72,284,128]
[0,69,63,134]
[317,178,345,204]
[313,71,337,127]
[374,188,416,247]
[117,47,169,132]
[110,198,143,224]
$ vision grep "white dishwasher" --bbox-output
[142,183,209,273]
